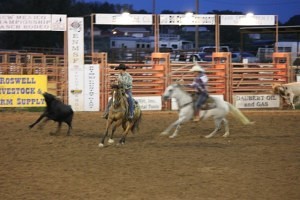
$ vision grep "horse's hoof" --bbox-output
[160,132,168,136]
[247,121,255,125]
[169,135,176,139]
[223,133,230,137]
[204,135,212,139]
[108,139,114,144]
[98,143,104,148]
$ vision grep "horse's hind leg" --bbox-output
[204,118,223,138]
[222,118,230,137]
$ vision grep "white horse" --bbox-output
[161,83,254,138]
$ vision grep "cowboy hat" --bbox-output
[115,63,128,70]
[189,64,205,72]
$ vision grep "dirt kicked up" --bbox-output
[0,111,300,200]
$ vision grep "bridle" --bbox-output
[165,84,193,109]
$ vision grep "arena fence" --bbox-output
[0,51,294,110]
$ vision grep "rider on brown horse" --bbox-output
[103,64,134,119]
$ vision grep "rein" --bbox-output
[178,101,193,109]
[112,88,127,112]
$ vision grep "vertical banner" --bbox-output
[68,17,84,111]
[84,64,99,111]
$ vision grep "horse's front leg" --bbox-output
[169,124,181,138]
[120,121,137,144]
[99,119,113,148]
[109,119,122,145]
[161,117,185,138]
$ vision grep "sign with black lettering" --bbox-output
[234,95,280,108]
[0,75,47,107]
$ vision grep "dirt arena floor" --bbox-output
[0,110,300,200]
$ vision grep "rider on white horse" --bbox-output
[184,64,209,122]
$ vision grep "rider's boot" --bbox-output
[193,110,200,122]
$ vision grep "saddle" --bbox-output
[201,96,217,110]
[192,93,217,110]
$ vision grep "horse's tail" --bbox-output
[131,109,142,134]
[227,102,254,125]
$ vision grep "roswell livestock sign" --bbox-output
[0,75,47,107]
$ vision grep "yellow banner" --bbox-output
[0,75,47,107]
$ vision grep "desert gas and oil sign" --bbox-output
[0,75,47,107]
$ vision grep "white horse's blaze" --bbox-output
[161,84,253,139]
[112,91,116,103]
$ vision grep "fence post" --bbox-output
[273,52,292,83]
[151,53,171,110]
[212,52,232,102]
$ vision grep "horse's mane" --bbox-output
[111,84,121,89]
[173,83,192,96]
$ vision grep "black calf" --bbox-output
[29,92,74,135]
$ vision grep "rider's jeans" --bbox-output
[125,89,134,116]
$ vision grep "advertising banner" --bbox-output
[135,96,162,110]
[68,17,84,111]
[160,14,215,25]
[0,75,47,107]
[95,14,152,25]
[234,94,280,108]
[84,64,99,111]
[0,14,66,31]
[221,15,275,26]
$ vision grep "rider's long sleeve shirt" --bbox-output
[118,72,133,90]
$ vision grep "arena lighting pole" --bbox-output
[215,15,220,52]
[90,13,95,56]
[275,15,279,52]
[195,0,199,51]
[153,0,159,52]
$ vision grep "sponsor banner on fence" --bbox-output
[134,96,162,110]
[160,14,215,25]
[234,94,280,108]
[0,14,66,31]
[0,75,47,107]
[68,17,85,111]
[95,14,152,25]
[220,15,275,26]
[84,64,99,111]
[68,64,84,111]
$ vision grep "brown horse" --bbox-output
[99,84,142,147]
